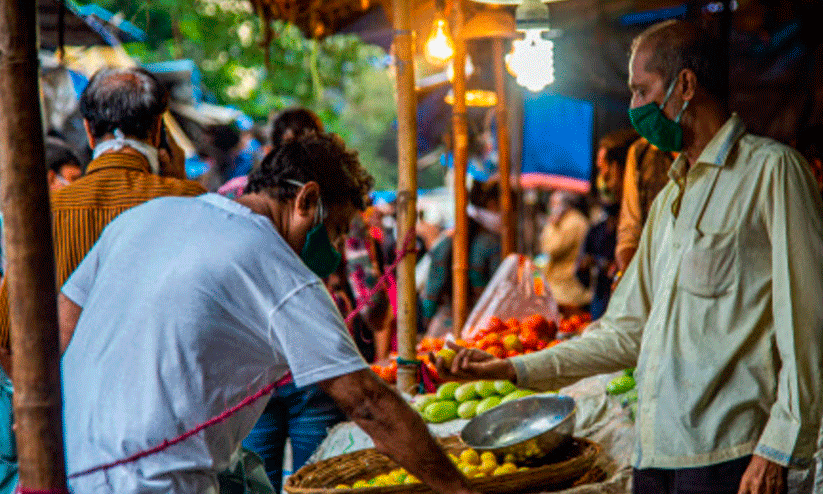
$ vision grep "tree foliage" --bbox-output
[79,0,401,189]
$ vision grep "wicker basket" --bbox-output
[284,436,601,494]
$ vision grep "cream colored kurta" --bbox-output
[513,115,823,469]
[540,208,591,306]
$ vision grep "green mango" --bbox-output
[457,400,480,419]
[412,393,438,412]
[436,382,460,400]
[493,380,516,395]
[499,389,536,404]
[606,375,636,396]
[475,396,502,415]
[423,400,459,423]
[474,380,497,398]
[454,382,480,402]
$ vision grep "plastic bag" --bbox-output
[461,254,560,340]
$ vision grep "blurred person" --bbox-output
[436,19,823,494]
[45,136,83,191]
[614,136,676,278]
[540,190,591,311]
[0,66,205,494]
[421,181,501,337]
[200,124,241,191]
[58,133,478,494]
[577,129,637,319]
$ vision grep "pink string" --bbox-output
[68,381,278,479]
[344,230,417,326]
[16,488,70,494]
[66,231,417,480]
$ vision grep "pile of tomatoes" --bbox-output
[369,313,591,384]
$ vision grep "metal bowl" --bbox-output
[460,394,576,463]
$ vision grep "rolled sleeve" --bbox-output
[756,151,823,468]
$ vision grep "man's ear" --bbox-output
[83,120,96,149]
[294,181,321,219]
[679,68,697,102]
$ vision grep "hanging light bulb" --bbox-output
[425,17,455,66]
[505,29,554,92]
[503,0,560,93]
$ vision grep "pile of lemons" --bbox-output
[333,449,527,489]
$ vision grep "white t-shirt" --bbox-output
[61,193,367,494]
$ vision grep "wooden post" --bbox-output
[0,0,67,491]
[451,0,469,337]
[392,0,419,395]
[493,37,515,257]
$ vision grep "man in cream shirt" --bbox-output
[437,20,823,494]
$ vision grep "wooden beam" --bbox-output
[392,0,419,395]
[0,0,67,490]
[451,0,469,337]
[493,37,515,257]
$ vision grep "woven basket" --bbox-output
[284,436,601,494]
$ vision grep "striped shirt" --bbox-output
[0,151,205,348]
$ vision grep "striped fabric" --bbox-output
[0,152,205,349]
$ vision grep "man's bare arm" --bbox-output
[58,293,81,354]
[320,369,478,494]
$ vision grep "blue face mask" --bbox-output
[628,77,689,152]
[287,180,342,279]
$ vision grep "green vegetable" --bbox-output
[606,375,636,396]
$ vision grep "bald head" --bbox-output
[80,67,168,141]
[631,20,727,102]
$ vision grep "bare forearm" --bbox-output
[323,371,476,494]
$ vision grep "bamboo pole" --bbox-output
[451,0,469,337]
[493,37,515,257]
[0,0,67,490]
[392,0,419,395]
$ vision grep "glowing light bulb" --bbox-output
[425,18,455,66]
[505,29,555,92]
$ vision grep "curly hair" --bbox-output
[245,132,374,211]
[632,20,727,102]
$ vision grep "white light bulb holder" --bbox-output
[514,0,551,31]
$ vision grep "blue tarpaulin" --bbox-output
[521,93,594,192]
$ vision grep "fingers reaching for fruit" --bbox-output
[432,341,515,383]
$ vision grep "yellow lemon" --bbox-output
[448,453,460,464]
[493,463,518,476]
[480,451,497,465]
[352,479,369,488]
[459,449,480,465]
[460,464,479,477]
[473,472,487,478]
[389,469,407,483]
[517,466,529,472]
[478,461,497,475]
[334,484,349,489]
[404,475,419,484]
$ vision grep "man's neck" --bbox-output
[681,104,730,170]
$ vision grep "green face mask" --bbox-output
[628,78,689,152]
[287,180,342,279]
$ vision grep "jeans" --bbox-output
[633,456,752,494]
[242,382,344,493]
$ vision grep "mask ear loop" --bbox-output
[285,178,324,226]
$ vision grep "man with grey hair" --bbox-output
[0,67,205,369]
[437,19,823,494]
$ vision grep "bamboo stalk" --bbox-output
[451,0,469,337]
[493,37,515,257]
[0,0,67,490]
[392,0,419,395]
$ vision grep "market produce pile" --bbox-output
[333,448,527,488]
[606,369,637,421]
[369,313,591,384]
[412,380,538,423]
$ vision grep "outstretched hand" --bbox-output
[431,341,517,383]
[737,456,786,494]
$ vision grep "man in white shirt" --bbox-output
[59,133,479,494]
[436,20,823,494]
